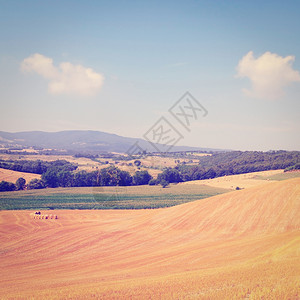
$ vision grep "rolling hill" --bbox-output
[0,178,299,298]
[0,130,220,153]
[0,168,41,184]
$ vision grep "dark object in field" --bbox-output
[30,211,58,219]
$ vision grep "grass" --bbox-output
[0,184,229,210]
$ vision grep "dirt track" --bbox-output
[0,178,299,299]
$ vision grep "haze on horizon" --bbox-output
[0,0,300,151]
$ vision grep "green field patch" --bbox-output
[0,185,228,210]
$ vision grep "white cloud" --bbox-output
[21,53,104,97]
[236,51,300,99]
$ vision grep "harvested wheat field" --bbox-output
[0,167,41,183]
[180,169,285,190]
[0,178,300,299]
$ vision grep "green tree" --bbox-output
[73,171,88,187]
[157,168,181,183]
[118,170,133,186]
[160,179,169,188]
[134,160,141,167]
[133,170,152,185]
[57,170,73,187]
[100,166,132,186]
[0,181,16,192]
[86,171,99,186]
[27,179,45,189]
[42,169,59,188]
[16,177,26,190]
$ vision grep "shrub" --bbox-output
[27,179,46,189]
[134,160,141,167]
[0,181,16,192]
[157,168,182,183]
[133,170,152,185]
[160,179,169,188]
[16,177,26,190]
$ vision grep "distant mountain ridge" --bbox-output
[0,130,221,154]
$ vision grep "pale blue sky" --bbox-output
[0,0,299,150]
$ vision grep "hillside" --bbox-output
[0,178,299,298]
[180,169,284,190]
[0,130,217,153]
[0,168,41,184]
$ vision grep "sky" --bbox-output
[0,0,300,151]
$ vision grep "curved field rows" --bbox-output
[0,178,299,299]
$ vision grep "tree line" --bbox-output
[0,159,77,174]
[154,150,300,183]
[0,162,154,191]
[284,163,300,172]
[0,151,299,192]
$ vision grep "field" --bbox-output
[0,152,205,179]
[0,167,41,183]
[0,184,229,210]
[179,169,293,190]
[255,170,300,181]
[0,153,106,172]
[0,178,299,299]
[0,153,163,178]
[1,169,299,210]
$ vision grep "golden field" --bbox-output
[180,169,285,190]
[0,167,41,184]
[0,178,299,299]
[0,152,203,178]
[0,154,103,172]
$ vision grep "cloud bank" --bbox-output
[21,54,104,97]
[236,51,300,99]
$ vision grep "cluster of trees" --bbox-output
[155,151,300,183]
[41,167,155,189]
[1,151,299,192]
[0,180,17,191]
[0,149,39,155]
[0,177,26,192]
[44,167,153,188]
[73,153,99,159]
[40,164,150,188]
[0,159,77,174]
[0,166,155,192]
[284,163,300,172]
[37,160,78,188]
[197,150,300,171]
